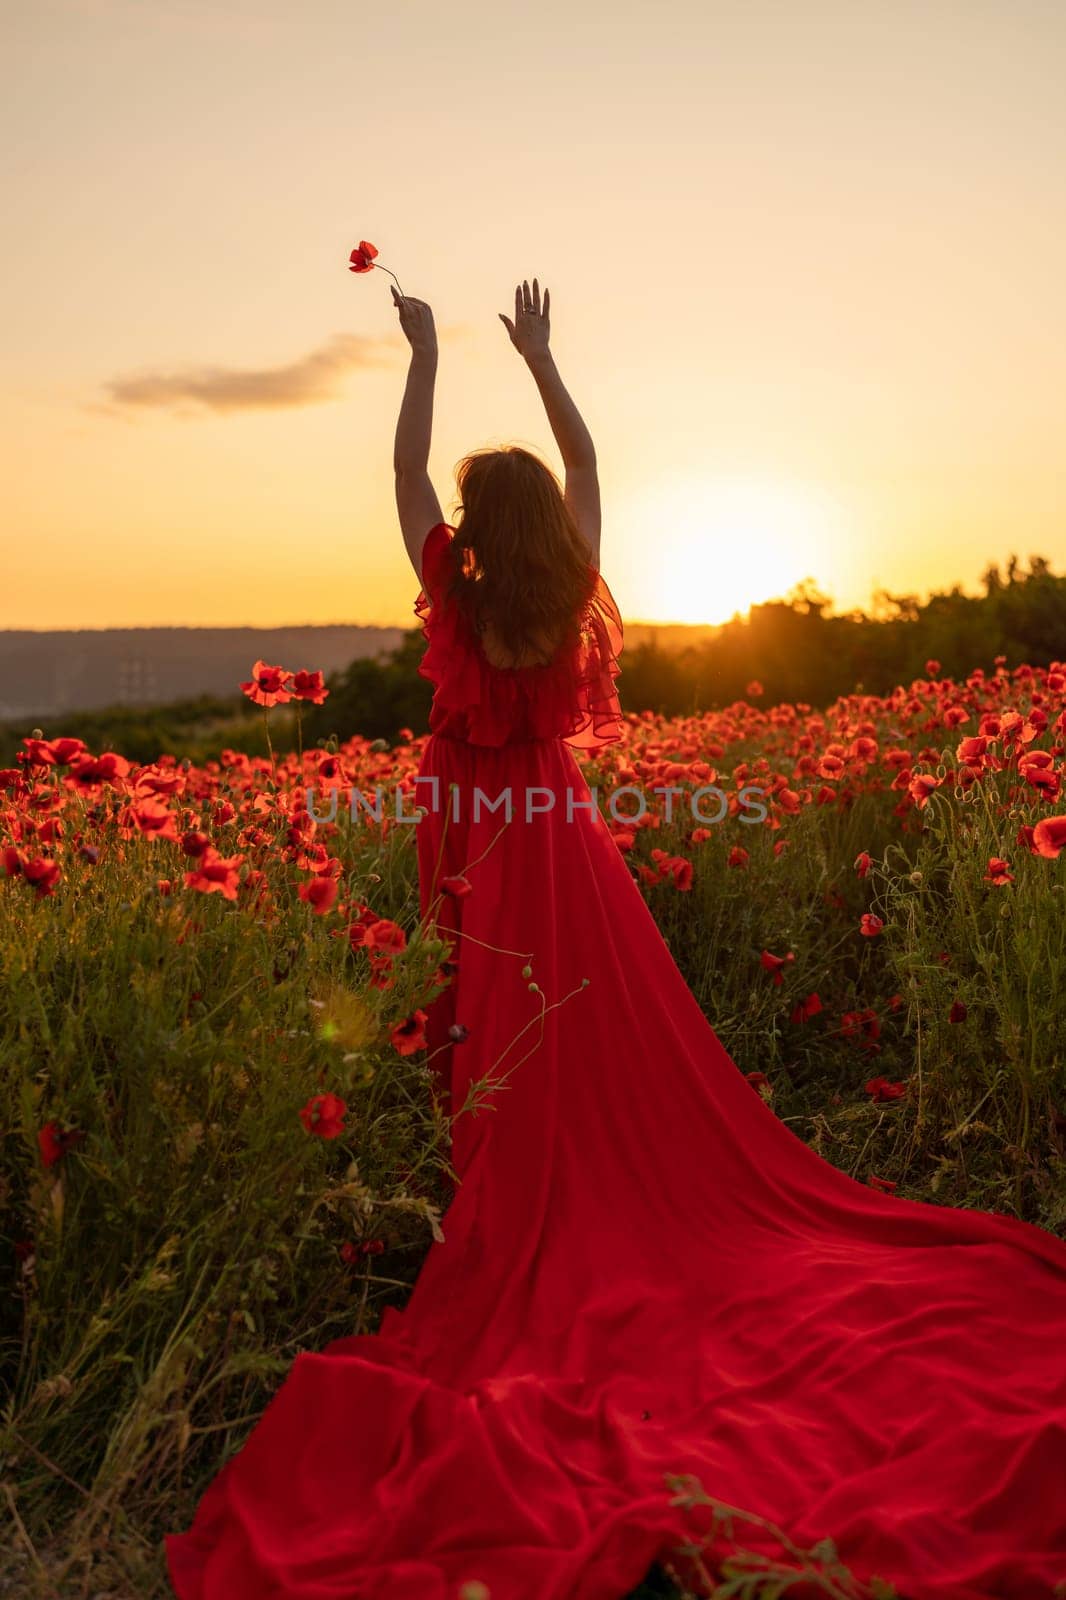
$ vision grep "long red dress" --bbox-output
[167,523,1066,1600]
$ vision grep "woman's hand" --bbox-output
[499,277,550,364]
[391,285,437,360]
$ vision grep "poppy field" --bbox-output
[3,656,1066,1598]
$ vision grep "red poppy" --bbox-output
[391,1011,428,1056]
[181,830,211,858]
[66,752,131,790]
[441,875,473,898]
[908,774,942,808]
[240,661,293,707]
[854,850,872,878]
[925,660,941,678]
[360,918,407,953]
[291,669,329,704]
[760,949,795,987]
[746,680,764,698]
[790,992,823,1024]
[949,999,968,1023]
[727,846,748,868]
[1018,751,1060,799]
[650,850,693,891]
[21,856,62,898]
[128,799,180,842]
[339,1241,361,1265]
[745,1071,770,1090]
[348,240,379,273]
[299,874,339,914]
[299,1092,347,1139]
[842,1009,882,1049]
[860,914,884,938]
[1031,815,1066,859]
[983,857,1014,885]
[38,1121,84,1168]
[184,847,244,900]
[21,736,88,766]
[865,1076,907,1102]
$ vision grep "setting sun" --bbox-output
[619,476,841,626]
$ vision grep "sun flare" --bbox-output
[620,477,840,626]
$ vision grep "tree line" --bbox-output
[304,553,1066,741]
[3,555,1063,766]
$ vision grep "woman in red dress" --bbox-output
[166,280,1066,1599]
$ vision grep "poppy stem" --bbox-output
[261,708,277,787]
[374,263,405,298]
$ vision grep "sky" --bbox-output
[3,0,1065,630]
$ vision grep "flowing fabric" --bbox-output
[167,524,1066,1600]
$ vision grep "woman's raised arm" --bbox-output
[391,287,444,577]
[499,278,601,566]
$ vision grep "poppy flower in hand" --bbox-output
[349,240,378,273]
[347,238,405,298]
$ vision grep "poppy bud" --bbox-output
[521,964,533,979]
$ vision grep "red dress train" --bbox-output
[167,524,1066,1600]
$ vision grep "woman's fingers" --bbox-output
[514,278,544,316]
[542,285,549,319]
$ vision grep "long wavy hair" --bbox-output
[442,446,596,667]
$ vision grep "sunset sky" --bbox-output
[4,0,1065,631]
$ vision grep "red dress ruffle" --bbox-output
[414,522,624,752]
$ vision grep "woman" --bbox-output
[167,282,1066,1599]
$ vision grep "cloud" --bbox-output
[92,327,469,419]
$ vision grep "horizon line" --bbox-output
[0,615,736,636]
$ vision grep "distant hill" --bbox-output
[0,627,405,721]
[0,621,716,720]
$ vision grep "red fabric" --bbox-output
[414,521,625,751]
[166,553,1066,1600]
